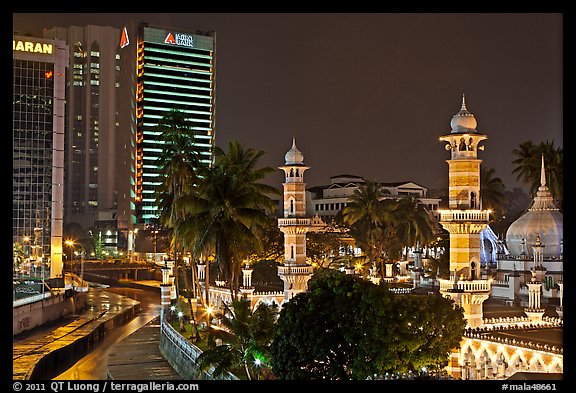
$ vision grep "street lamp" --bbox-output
[152,229,159,263]
[65,239,85,283]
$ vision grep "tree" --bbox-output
[480,164,508,232]
[13,242,25,274]
[177,141,281,299]
[246,216,284,263]
[196,298,278,380]
[154,108,204,337]
[340,180,388,273]
[511,140,563,210]
[395,196,437,260]
[270,268,465,379]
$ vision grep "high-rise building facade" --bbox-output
[118,21,216,227]
[13,35,68,278]
[44,26,122,250]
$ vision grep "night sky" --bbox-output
[13,13,563,192]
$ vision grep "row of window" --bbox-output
[315,202,348,211]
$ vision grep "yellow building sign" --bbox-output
[13,40,53,55]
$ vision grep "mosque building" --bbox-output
[190,97,562,380]
[436,97,563,379]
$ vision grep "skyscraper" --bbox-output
[44,25,121,251]
[118,21,216,230]
[13,35,68,278]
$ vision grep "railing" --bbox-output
[439,279,491,292]
[13,291,51,307]
[464,319,564,354]
[160,316,239,380]
[278,265,314,275]
[278,218,312,226]
[439,210,490,222]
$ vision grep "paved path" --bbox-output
[13,282,182,380]
[13,288,140,380]
[107,316,181,380]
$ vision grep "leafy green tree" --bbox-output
[13,242,25,274]
[246,216,284,263]
[511,140,562,210]
[270,269,465,379]
[196,298,278,380]
[306,230,348,267]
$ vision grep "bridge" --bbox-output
[63,260,161,282]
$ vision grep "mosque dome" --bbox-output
[450,94,478,133]
[505,157,563,258]
[284,138,304,165]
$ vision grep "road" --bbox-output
[53,287,161,380]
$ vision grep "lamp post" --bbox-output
[152,229,159,263]
[65,240,85,283]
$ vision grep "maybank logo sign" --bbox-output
[164,32,194,48]
[13,40,53,54]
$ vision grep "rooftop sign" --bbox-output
[13,40,53,55]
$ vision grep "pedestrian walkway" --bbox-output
[13,288,140,380]
[106,316,182,380]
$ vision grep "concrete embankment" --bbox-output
[13,289,140,380]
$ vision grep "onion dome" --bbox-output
[284,138,304,165]
[450,94,478,133]
[505,156,563,257]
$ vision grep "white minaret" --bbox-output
[277,139,315,302]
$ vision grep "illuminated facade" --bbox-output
[118,21,216,226]
[13,35,68,278]
[438,95,491,328]
[277,139,325,301]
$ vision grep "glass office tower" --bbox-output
[119,21,216,226]
[13,35,68,278]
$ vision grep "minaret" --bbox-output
[524,234,546,322]
[438,95,491,328]
[277,139,315,302]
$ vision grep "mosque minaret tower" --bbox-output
[277,139,316,302]
[438,95,492,328]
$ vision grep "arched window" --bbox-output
[289,168,294,177]
[470,192,476,209]
[459,138,467,151]
[470,262,476,280]
[290,199,294,214]
[291,245,294,259]
[296,168,300,177]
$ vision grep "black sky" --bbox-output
[12,12,563,192]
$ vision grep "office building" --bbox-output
[13,34,68,277]
[118,20,216,230]
[44,25,121,251]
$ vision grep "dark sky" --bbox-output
[13,13,563,192]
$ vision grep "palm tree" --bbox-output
[480,164,507,210]
[395,197,437,260]
[177,141,281,299]
[155,108,204,337]
[196,298,278,380]
[511,140,563,210]
[341,180,386,274]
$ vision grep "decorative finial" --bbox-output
[292,137,296,149]
[461,93,467,110]
[540,154,546,187]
